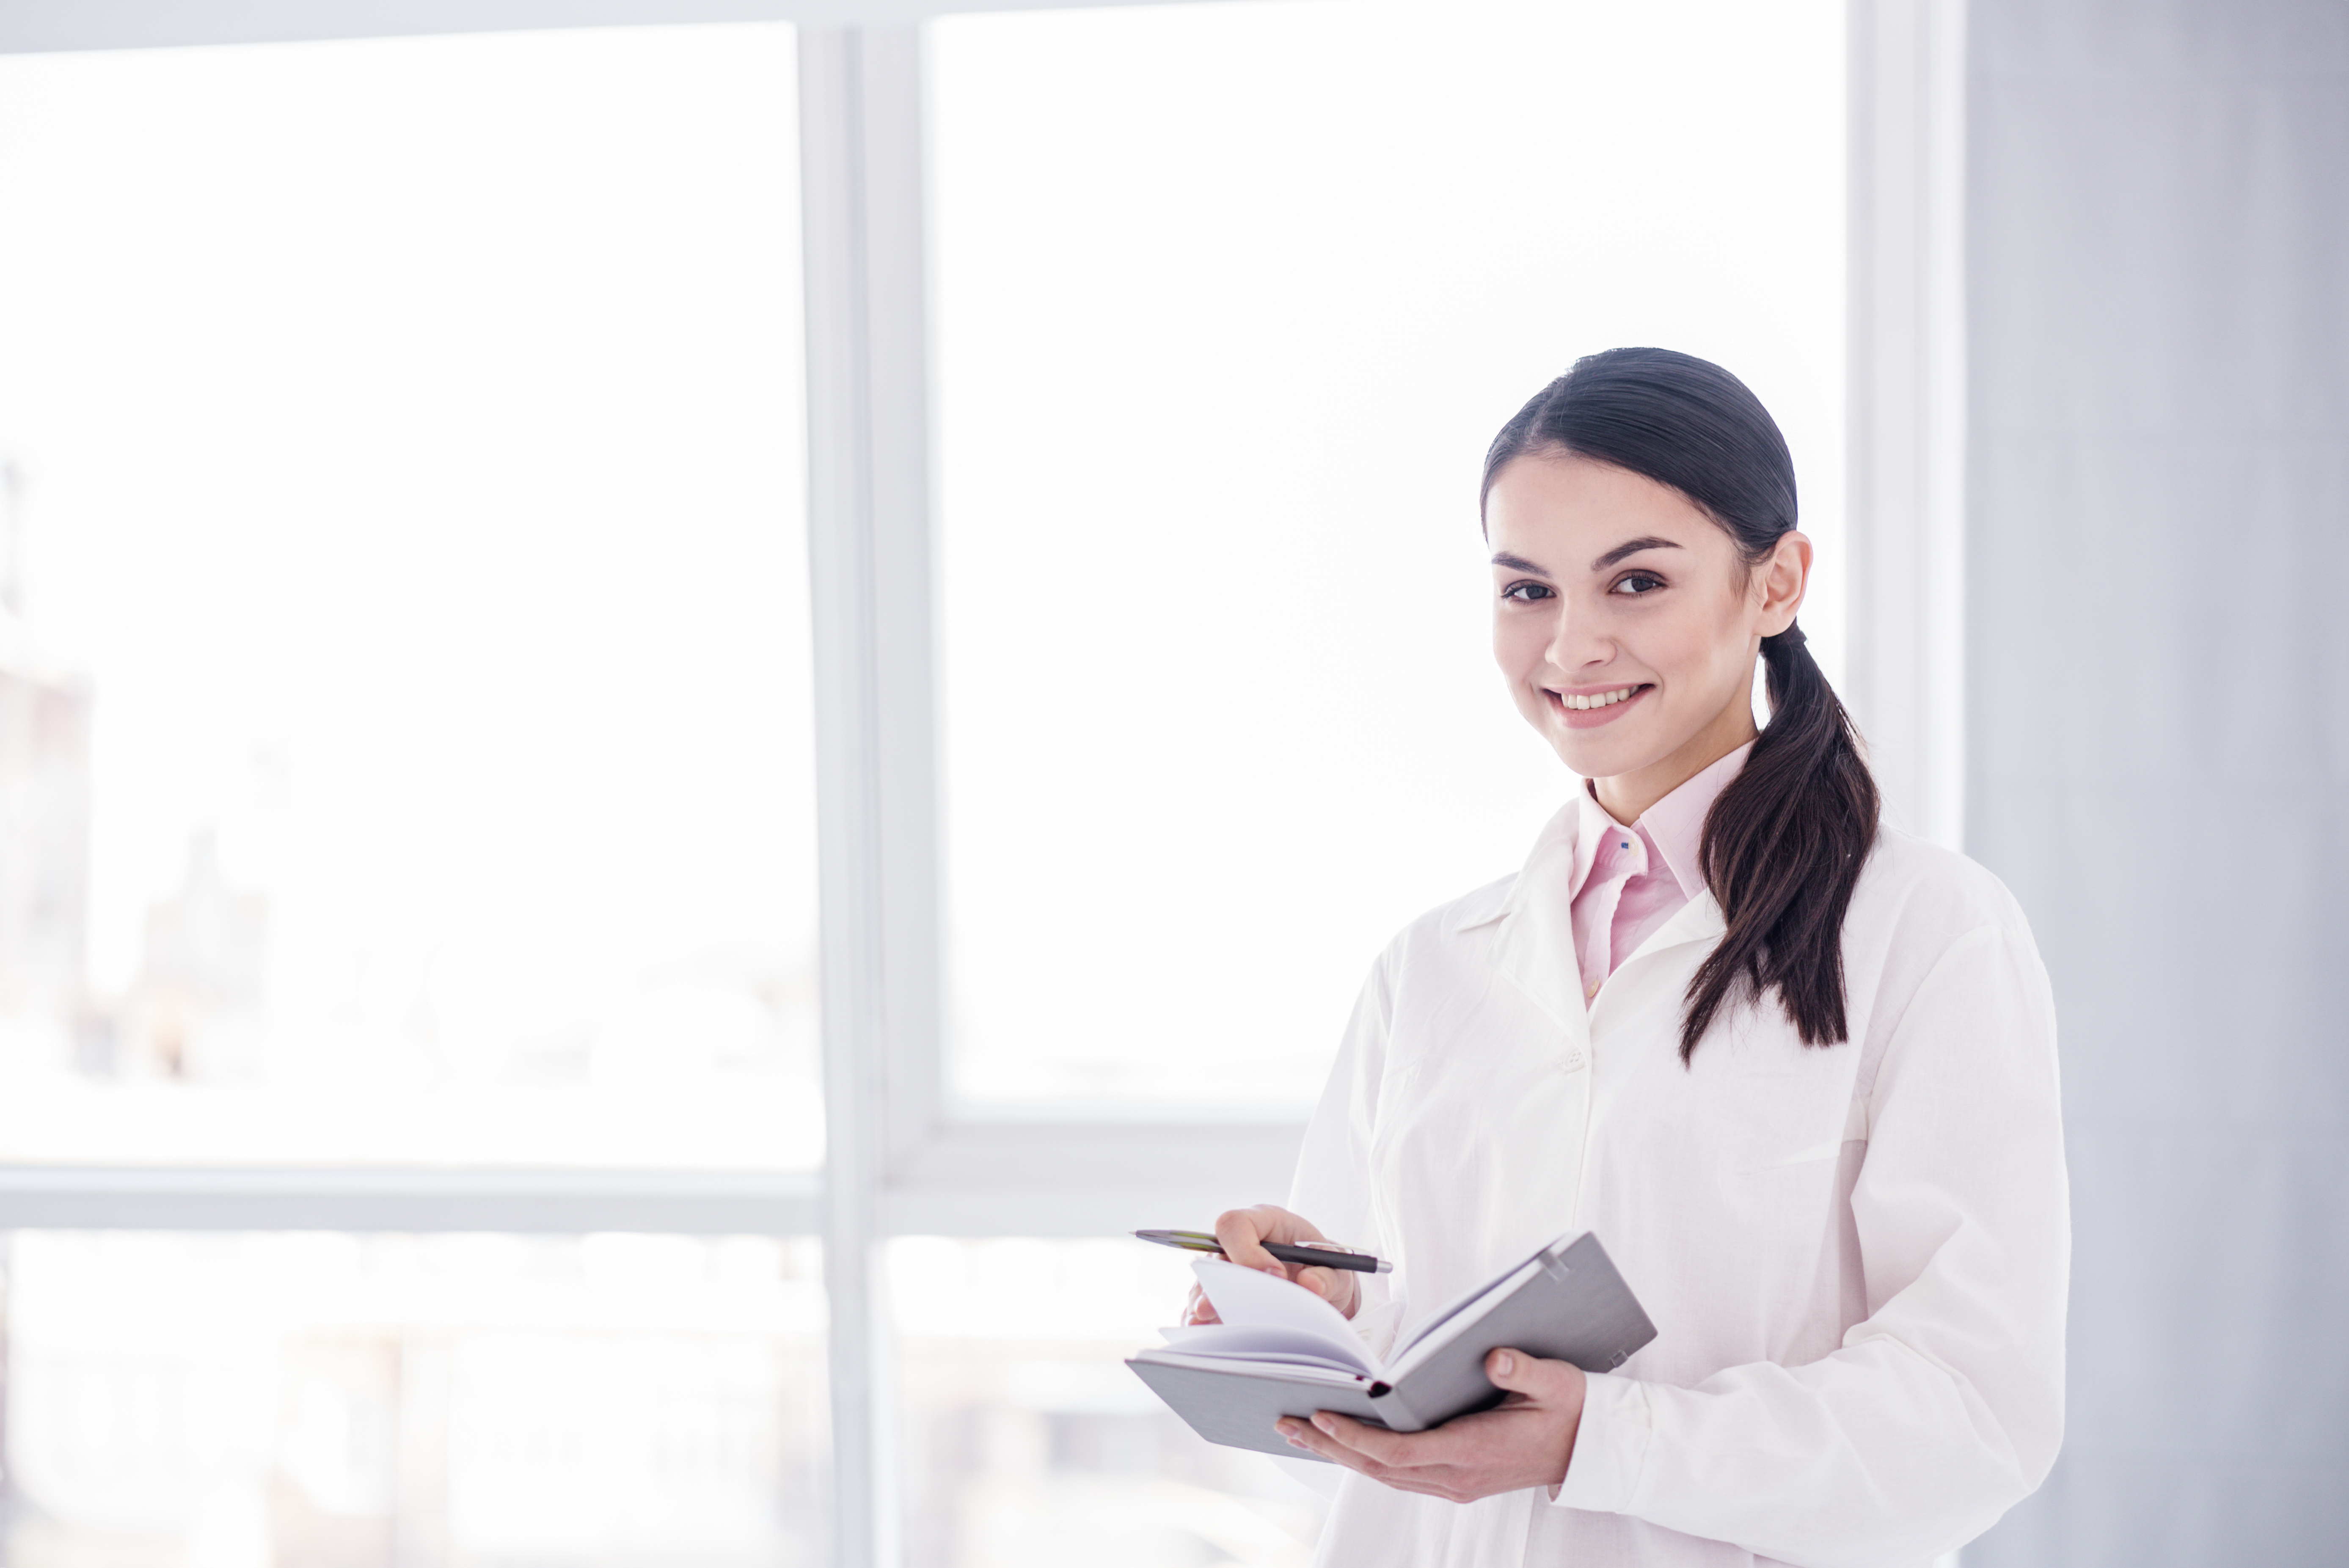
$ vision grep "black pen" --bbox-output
[1133,1228,1393,1274]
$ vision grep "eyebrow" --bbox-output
[1490,536,1685,578]
[1590,536,1683,572]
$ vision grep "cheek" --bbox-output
[1493,617,1545,681]
[1636,600,1746,694]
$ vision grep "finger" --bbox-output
[1308,1411,1432,1469]
[1213,1205,1295,1278]
[1295,1264,1341,1301]
[1275,1417,1380,1474]
[1300,1264,1361,1318]
[1292,1263,1363,1313]
[1181,1285,1220,1326]
[1484,1347,1587,1408]
[1276,1422,1462,1499]
[1383,1474,1479,1503]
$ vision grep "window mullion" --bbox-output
[0,1166,820,1233]
[1846,0,1968,849]
[801,21,934,1568]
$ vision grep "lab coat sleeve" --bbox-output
[1555,917,2069,1568]
[1288,948,1404,1359]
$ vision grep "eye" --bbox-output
[1611,571,1667,596]
[1500,580,1555,603]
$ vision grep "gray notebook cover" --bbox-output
[1126,1231,1655,1461]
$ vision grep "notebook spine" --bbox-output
[1366,1381,1434,1433]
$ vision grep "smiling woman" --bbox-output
[1487,485,1782,806]
[1482,349,1879,1059]
[1182,349,2067,1568]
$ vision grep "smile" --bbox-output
[1546,683,1653,728]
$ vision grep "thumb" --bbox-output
[1485,1347,1583,1403]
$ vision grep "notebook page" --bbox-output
[1190,1259,1377,1374]
[1154,1323,1375,1375]
[1135,1349,1368,1386]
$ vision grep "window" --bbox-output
[1,1230,826,1565]
[0,1,1959,1564]
[891,1237,1324,1568]
[931,0,1846,1109]
[0,25,818,1170]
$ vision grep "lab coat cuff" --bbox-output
[1551,1373,1650,1514]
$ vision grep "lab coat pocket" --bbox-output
[1694,1011,1864,1177]
[1733,1095,1870,1175]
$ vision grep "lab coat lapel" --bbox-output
[1583,887,1728,1133]
[1621,883,1727,970]
[1487,801,1726,1040]
[1488,805,1594,1045]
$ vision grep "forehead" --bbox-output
[1484,452,1726,563]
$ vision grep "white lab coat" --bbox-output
[1289,805,2068,1568]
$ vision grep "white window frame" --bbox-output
[0,2,1965,1563]
[1849,0,1969,850]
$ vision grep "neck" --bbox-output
[1592,688,1759,825]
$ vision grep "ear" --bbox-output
[1755,530,1811,636]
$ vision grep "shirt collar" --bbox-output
[1567,789,1617,902]
[1572,739,1755,902]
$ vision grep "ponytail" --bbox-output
[1482,348,1881,1062]
[1682,620,1878,1061]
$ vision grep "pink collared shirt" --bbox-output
[1567,741,1753,1004]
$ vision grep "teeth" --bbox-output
[1564,686,1639,710]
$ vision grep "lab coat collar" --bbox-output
[1447,803,1575,937]
[1635,740,1754,902]
[1465,797,1727,1034]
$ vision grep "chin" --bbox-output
[1550,726,1654,781]
[1550,735,1620,777]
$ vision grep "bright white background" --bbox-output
[933,0,1846,1107]
[0,25,821,1166]
[3,1231,826,1563]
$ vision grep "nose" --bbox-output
[1543,596,1614,675]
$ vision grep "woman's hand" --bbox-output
[1275,1348,1587,1503]
[1178,1204,1362,1326]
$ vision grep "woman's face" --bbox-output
[1487,451,1808,812]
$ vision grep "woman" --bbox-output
[1188,349,2068,1567]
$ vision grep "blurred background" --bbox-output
[0,0,2339,1564]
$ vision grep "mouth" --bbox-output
[1545,682,1653,729]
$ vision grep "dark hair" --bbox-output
[1481,347,1879,1062]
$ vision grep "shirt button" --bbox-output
[1561,1048,1586,1071]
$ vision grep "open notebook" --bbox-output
[1126,1230,1655,1461]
